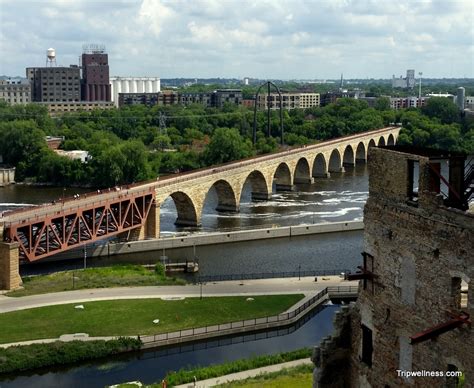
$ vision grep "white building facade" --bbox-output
[110,77,161,106]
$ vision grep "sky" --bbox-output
[0,0,473,79]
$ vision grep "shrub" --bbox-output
[154,263,165,277]
[0,337,141,374]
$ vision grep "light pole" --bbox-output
[418,72,423,103]
[298,264,301,281]
[83,244,87,269]
[200,282,203,300]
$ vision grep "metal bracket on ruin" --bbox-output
[345,252,377,293]
[410,312,470,344]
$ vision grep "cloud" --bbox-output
[0,0,472,78]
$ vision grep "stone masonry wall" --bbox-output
[348,148,474,387]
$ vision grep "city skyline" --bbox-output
[0,0,473,79]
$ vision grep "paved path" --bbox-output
[174,358,313,387]
[0,276,356,313]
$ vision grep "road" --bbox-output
[0,276,357,313]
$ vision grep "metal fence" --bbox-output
[195,269,351,283]
[140,285,358,345]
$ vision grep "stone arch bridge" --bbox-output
[0,127,399,270]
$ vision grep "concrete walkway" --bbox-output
[0,276,355,313]
[174,358,313,387]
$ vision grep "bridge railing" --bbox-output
[139,285,358,345]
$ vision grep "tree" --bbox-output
[422,97,459,124]
[203,127,253,165]
[374,97,391,111]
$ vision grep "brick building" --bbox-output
[81,44,111,102]
[27,66,81,103]
[0,79,30,105]
[313,146,473,387]
[256,92,320,110]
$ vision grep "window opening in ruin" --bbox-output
[407,160,420,204]
[451,277,469,309]
[361,325,373,367]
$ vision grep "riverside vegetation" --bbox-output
[1,95,470,188]
[7,263,184,297]
[0,337,141,374]
[154,348,312,387]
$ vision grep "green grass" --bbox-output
[7,264,185,297]
[154,348,312,387]
[215,364,313,387]
[0,337,141,374]
[0,295,303,344]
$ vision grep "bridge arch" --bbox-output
[355,142,366,162]
[312,153,328,178]
[294,157,312,184]
[343,145,355,166]
[164,191,200,227]
[378,136,386,146]
[242,170,271,201]
[328,149,343,173]
[273,162,293,192]
[387,133,395,146]
[204,179,239,213]
[368,139,376,149]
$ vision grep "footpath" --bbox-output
[0,276,355,313]
[174,358,313,388]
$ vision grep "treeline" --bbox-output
[0,96,471,187]
[396,97,474,153]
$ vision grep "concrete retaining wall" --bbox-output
[55,221,364,261]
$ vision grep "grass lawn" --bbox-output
[216,364,313,388]
[0,294,303,344]
[7,264,185,297]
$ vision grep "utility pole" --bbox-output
[418,72,423,104]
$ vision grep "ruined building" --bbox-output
[313,146,473,387]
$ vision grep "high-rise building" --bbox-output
[27,66,81,102]
[392,69,416,89]
[81,44,111,102]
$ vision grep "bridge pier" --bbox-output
[294,177,314,184]
[215,204,240,213]
[275,184,294,192]
[175,219,202,227]
[0,242,21,291]
[251,191,272,201]
[144,202,160,239]
[313,172,331,178]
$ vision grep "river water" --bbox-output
[1,164,368,276]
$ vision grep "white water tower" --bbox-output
[46,48,57,67]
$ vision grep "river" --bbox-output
[1,164,368,276]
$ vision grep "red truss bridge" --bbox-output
[2,186,155,262]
